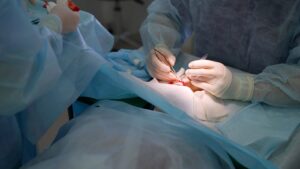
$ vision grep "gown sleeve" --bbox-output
[139,0,192,55]
[252,29,300,107]
[0,0,63,115]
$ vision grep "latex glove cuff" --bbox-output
[221,71,255,101]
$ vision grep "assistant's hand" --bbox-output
[146,45,177,81]
[186,60,232,97]
[48,0,79,33]
[186,60,255,101]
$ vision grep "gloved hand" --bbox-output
[146,44,178,81]
[186,60,255,101]
[192,90,243,122]
[175,68,199,91]
[145,78,245,123]
[47,0,79,33]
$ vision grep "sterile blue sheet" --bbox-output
[22,100,234,169]
[82,49,299,168]
[0,0,113,167]
[2,1,299,168]
[23,100,279,169]
[17,10,114,145]
[14,38,298,168]
[24,49,284,169]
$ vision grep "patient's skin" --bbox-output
[144,76,245,123]
[169,79,199,92]
[161,69,200,92]
[122,71,246,123]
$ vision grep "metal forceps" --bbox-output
[153,48,179,80]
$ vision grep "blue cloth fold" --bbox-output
[0,1,113,168]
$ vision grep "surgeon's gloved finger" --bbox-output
[186,69,215,83]
[147,52,178,81]
[149,50,173,73]
[181,76,190,84]
[189,60,227,79]
[188,60,217,69]
[155,47,176,66]
[157,72,178,81]
[185,69,215,80]
[190,81,213,91]
[189,76,212,83]
[148,64,177,81]
[146,61,177,81]
[146,45,178,81]
[146,62,157,78]
[148,70,177,82]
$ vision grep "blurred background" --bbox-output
[74,0,153,50]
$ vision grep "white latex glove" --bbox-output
[186,60,255,101]
[47,0,79,33]
[146,44,178,81]
[143,78,246,123]
[192,90,246,122]
[175,68,198,91]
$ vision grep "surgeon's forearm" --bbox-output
[253,81,300,107]
[250,63,300,107]
[140,0,188,55]
[140,13,182,55]
[220,66,300,106]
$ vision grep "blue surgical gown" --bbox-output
[0,0,113,168]
[140,0,300,107]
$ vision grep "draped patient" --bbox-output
[139,48,247,124]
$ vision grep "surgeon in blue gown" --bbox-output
[1,0,299,168]
[0,0,113,168]
[140,0,300,164]
[141,0,300,106]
